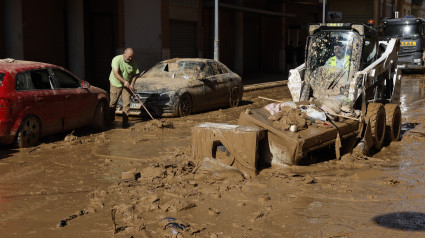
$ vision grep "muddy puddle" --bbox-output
[1,80,425,237]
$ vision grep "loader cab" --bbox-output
[305,23,377,98]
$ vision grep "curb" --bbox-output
[243,80,288,92]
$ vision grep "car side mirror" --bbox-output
[198,72,206,80]
[81,81,90,89]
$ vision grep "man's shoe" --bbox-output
[122,113,129,128]
[109,107,116,122]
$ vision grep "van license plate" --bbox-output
[401,41,416,46]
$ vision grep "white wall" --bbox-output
[125,0,162,71]
[3,0,24,59]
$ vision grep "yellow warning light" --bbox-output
[326,23,344,27]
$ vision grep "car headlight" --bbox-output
[414,58,421,63]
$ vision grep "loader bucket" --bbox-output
[238,107,360,165]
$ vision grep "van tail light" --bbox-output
[0,98,10,108]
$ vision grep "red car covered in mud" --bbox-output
[0,59,109,148]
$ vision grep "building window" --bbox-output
[386,3,393,18]
[170,0,198,8]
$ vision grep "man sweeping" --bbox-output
[108,48,140,128]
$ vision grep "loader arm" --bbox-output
[288,63,306,102]
[349,38,401,104]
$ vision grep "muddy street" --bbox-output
[1,76,425,237]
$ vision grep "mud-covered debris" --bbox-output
[182,161,196,174]
[264,101,297,116]
[251,212,266,222]
[341,151,371,162]
[306,177,317,184]
[384,179,400,185]
[59,220,67,227]
[1,58,15,63]
[121,168,141,181]
[268,106,311,131]
[142,119,174,131]
[194,157,245,182]
[208,207,220,215]
[177,202,196,212]
[58,214,78,227]
[64,134,78,142]
[160,217,191,236]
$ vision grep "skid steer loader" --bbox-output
[192,23,402,176]
[237,23,402,165]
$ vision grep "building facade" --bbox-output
[401,0,412,17]
[1,0,322,90]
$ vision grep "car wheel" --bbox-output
[228,87,240,108]
[178,93,192,117]
[93,101,106,131]
[15,116,41,148]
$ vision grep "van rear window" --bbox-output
[0,73,5,86]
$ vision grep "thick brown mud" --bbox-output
[1,77,425,237]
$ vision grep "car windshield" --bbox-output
[143,61,203,79]
[305,30,362,97]
[383,23,420,38]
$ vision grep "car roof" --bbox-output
[161,58,218,64]
[0,59,57,75]
[384,17,425,24]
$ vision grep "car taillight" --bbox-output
[0,98,10,108]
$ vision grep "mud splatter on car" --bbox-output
[116,58,243,117]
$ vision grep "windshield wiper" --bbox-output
[328,69,345,90]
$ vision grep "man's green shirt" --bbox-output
[109,55,140,88]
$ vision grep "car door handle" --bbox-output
[35,96,43,102]
[66,95,70,100]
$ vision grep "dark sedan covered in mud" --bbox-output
[117,58,243,117]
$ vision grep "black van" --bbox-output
[382,16,425,71]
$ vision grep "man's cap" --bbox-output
[334,40,348,47]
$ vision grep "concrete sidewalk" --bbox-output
[243,80,288,92]
[242,73,288,92]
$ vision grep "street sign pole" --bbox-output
[214,0,219,61]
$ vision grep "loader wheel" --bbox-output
[366,103,386,150]
[384,104,402,142]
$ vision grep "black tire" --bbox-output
[228,87,240,108]
[92,101,106,131]
[384,104,402,142]
[178,93,192,117]
[15,116,41,148]
[365,103,386,150]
